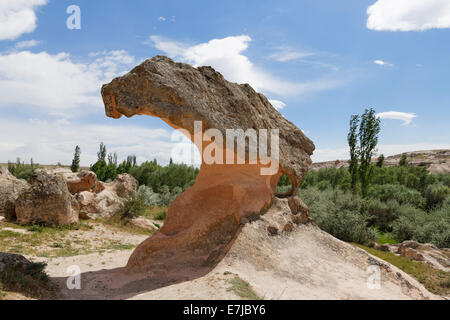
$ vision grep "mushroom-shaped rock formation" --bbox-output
[101,56,315,273]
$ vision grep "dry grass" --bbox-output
[225,272,262,300]
[0,220,144,258]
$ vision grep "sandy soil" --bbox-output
[21,198,437,300]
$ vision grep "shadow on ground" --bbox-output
[52,266,214,300]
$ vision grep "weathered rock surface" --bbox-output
[43,168,97,195]
[101,56,314,273]
[15,170,79,225]
[76,174,138,219]
[130,217,160,232]
[0,167,28,221]
[311,149,450,174]
[378,241,450,272]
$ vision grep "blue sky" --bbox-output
[0,0,449,166]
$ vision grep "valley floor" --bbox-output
[0,199,447,300]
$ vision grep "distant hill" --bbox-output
[311,149,450,174]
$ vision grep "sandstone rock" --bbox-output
[15,170,78,225]
[130,217,160,232]
[283,222,294,233]
[101,56,314,273]
[391,241,449,272]
[267,225,279,236]
[76,190,124,219]
[76,174,138,219]
[288,196,309,215]
[43,168,97,195]
[292,212,312,225]
[397,246,424,261]
[401,240,421,249]
[92,181,106,194]
[378,244,391,252]
[107,174,138,198]
[0,167,29,221]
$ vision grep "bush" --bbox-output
[368,184,425,209]
[0,260,54,298]
[392,203,450,248]
[301,188,376,244]
[424,183,450,211]
[366,199,400,231]
[7,158,40,182]
[154,210,167,221]
[120,193,148,219]
[137,185,160,206]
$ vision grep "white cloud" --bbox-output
[148,35,345,98]
[374,59,393,67]
[0,118,179,166]
[367,0,450,31]
[269,47,315,62]
[0,50,136,116]
[268,99,286,110]
[157,16,166,21]
[0,0,48,41]
[15,39,41,49]
[376,111,418,125]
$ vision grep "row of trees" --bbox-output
[7,158,40,181]
[80,143,199,193]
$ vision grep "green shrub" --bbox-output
[301,188,376,244]
[154,210,167,221]
[137,185,160,206]
[368,184,425,209]
[7,158,40,182]
[120,193,148,219]
[0,260,54,298]
[424,183,450,211]
[392,203,450,248]
[390,205,424,241]
[366,199,400,231]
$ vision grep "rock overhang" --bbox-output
[101,55,315,273]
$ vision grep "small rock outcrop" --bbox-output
[377,241,450,272]
[130,217,160,232]
[101,56,315,273]
[15,170,79,225]
[76,174,138,219]
[0,167,29,221]
[43,168,97,195]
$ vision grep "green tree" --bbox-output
[347,114,360,194]
[97,142,107,162]
[358,108,381,198]
[376,154,385,168]
[399,154,408,166]
[71,145,81,172]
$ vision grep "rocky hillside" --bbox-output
[311,150,450,174]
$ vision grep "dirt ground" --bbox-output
[0,199,442,300]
